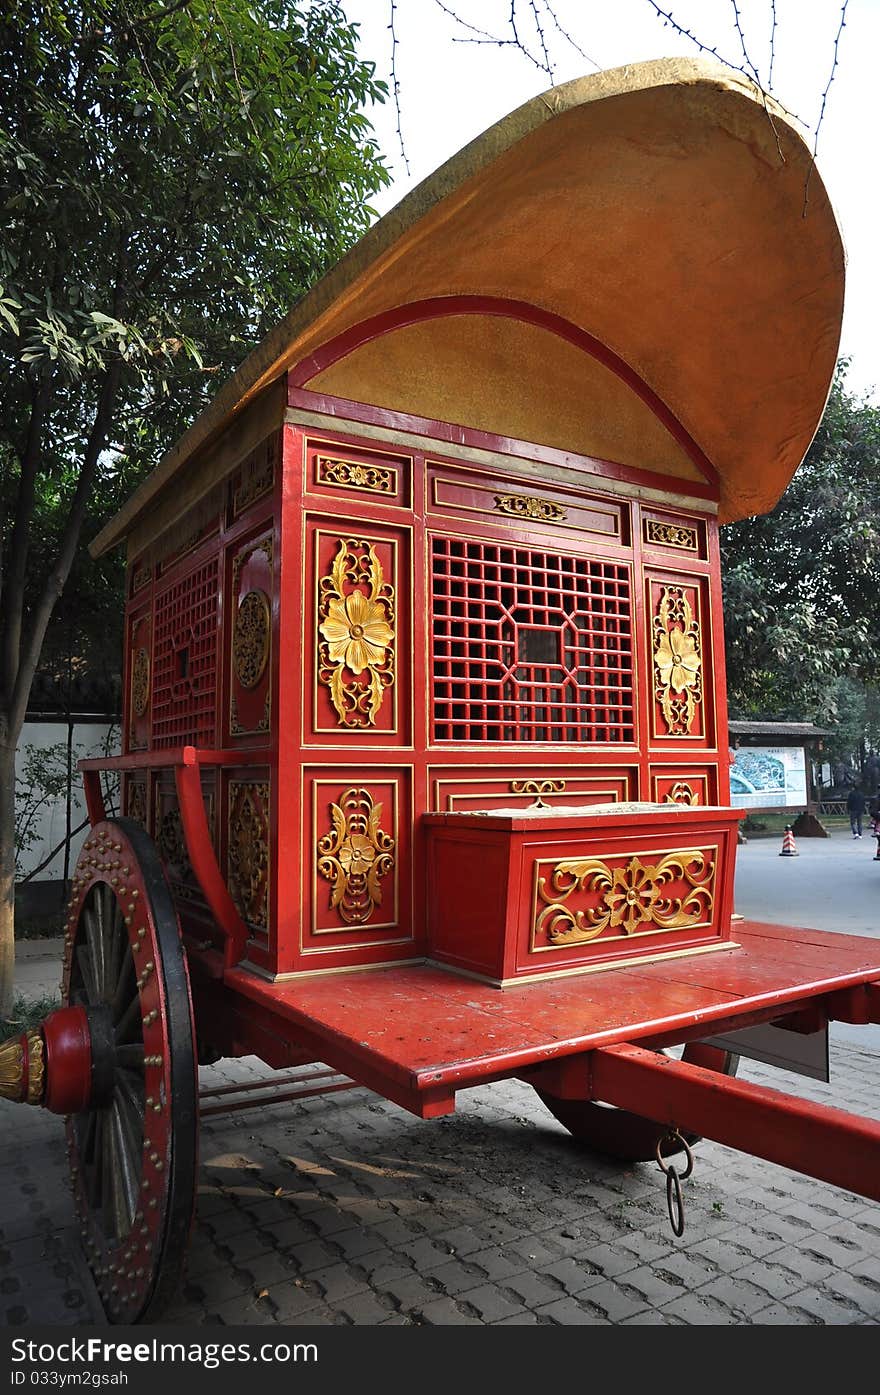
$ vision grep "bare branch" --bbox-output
[388,0,410,175]
[804,1,850,213]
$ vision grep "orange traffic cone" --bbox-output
[779,825,798,857]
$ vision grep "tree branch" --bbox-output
[9,361,123,737]
[0,376,52,709]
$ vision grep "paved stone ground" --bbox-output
[3,828,880,1328]
[3,1045,879,1327]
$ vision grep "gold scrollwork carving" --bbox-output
[317,455,395,494]
[665,782,699,805]
[494,493,567,523]
[510,779,566,809]
[233,589,271,690]
[536,850,715,946]
[27,1030,44,1103]
[228,783,270,929]
[646,519,699,551]
[0,1035,24,1102]
[131,647,150,717]
[317,787,396,925]
[126,780,147,827]
[318,539,395,727]
[0,1029,44,1105]
[652,586,703,736]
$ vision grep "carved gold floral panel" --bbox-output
[317,537,396,729]
[127,613,151,752]
[316,786,396,927]
[651,583,705,738]
[228,781,270,931]
[533,848,716,949]
[230,536,273,737]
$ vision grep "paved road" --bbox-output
[2,829,879,1328]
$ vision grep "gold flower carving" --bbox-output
[317,787,395,925]
[652,587,703,735]
[318,539,395,727]
[535,850,715,946]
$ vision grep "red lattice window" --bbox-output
[152,558,219,748]
[431,537,633,743]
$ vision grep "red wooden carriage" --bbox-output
[4,58,879,1322]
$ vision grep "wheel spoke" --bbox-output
[76,943,100,1005]
[111,954,136,1025]
[115,1044,145,1068]
[88,1112,105,1210]
[104,899,127,1006]
[110,1101,139,1231]
[83,907,106,1000]
[114,990,142,1043]
[105,1112,131,1240]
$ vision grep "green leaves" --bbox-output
[0,0,391,744]
[721,362,880,724]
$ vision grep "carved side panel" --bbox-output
[229,532,273,739]
[153,773,216,915]
[124,775,148,828]
[647,576,711,742]
[531,846,717,951]
[303,771,413,952]
[305,435,411,509]
[651,769,717,806]
[127,610,151,752]
[308,523,409,744]
[227,778,271,939]
[230,432,278,519]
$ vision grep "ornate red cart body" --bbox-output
[4,59,879,1322]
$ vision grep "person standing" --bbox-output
[847,785,866,838]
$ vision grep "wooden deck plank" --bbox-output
[224,921,880,1095]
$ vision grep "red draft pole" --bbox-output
[588,1040,880,1203]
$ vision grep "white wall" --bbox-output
[15,721,119,882]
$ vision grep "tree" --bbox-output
[720,362,880,724]
[0,0,390,1016]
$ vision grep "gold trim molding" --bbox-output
[316,454,396,494]
[510,778,566,809]
[317,538,395,727]
[645,519,699,551]
[317,787,396,925]
[535,849,715,946]
[494,492,567,523]
[652,586,703,736]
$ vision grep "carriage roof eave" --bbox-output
[90,56,845,560]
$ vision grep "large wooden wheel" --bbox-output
[62,817,198,1323]
[535,1043,739,1163]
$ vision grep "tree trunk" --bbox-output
[0,740,17,1019]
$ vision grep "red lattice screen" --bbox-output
[152,558,219,748]
[431,537,633,743]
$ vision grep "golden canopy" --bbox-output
[93,57,845,555]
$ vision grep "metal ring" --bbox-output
[655,1129,695,1180]
[666,1166,685,1237]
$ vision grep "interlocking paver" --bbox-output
[3,991,880,1328]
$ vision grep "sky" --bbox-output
[341,0,879,403]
